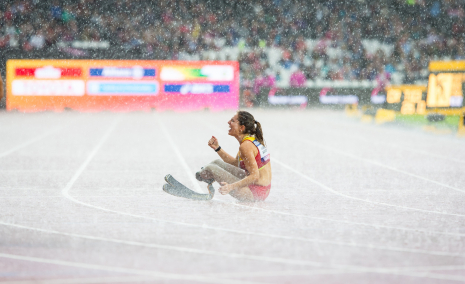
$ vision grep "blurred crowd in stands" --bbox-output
[1,0,464,90]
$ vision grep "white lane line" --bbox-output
[62,117,121,199]
[1,170,156,173]
[362,133,465,165]
[211,268,465,282]
[2,214,464,260]
[381,264,465,282]
[1,170,69,172]
[0,195,162,198]
[205,267,465,282]
[315,110,465,146]
[268,114,465,188]
[210,265,465,277]
[0,253,263,284]
[209,264,465,275]
[292,134,465,195]
[0,221,322,267]
[5,253,461,284]
[0,196,64,198]
[204,268,356,278]
[58,170,465,242]
[383,264,465,272]
[2,222,464,283]
[158,118,203,192]
[202,120,465,236]
[393,271,465,282]
[214,198,465,238]
[0,126,65,159]
[0,276,156,284]
[0,187,58,191]
[0,113,56,133]
[312,117,465,164]
[273,157,465,218]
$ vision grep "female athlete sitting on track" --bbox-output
[197,111,271,202]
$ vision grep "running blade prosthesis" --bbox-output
[163,174,215,201]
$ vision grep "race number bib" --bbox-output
[252,140,270,163]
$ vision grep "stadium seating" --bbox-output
[1,0,464,93]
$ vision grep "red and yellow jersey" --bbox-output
[238,136,270,173]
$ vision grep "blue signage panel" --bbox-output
[89,67,155,78]
[164,84,230,94]
[87,81,159,96]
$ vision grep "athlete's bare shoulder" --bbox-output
[239,140,256,153]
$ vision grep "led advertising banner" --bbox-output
[426,61,465,108]
[6,60,239,112]
[385,85,427,115]
[427,73,465,108]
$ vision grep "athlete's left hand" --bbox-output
[219,182,233,195]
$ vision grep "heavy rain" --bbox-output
[0,0,465,283]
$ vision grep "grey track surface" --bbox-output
[0,110,464,284]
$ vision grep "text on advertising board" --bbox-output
[6,60,239,111]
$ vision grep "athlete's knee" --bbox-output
[202,164,211,172]
[211,159,223,166]
[202,163,216,174]
[200,163,221,180]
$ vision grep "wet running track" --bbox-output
[0,110,464,283]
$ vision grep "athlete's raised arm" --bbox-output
[208,136,236,165]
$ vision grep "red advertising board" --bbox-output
[6,60,239,112]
